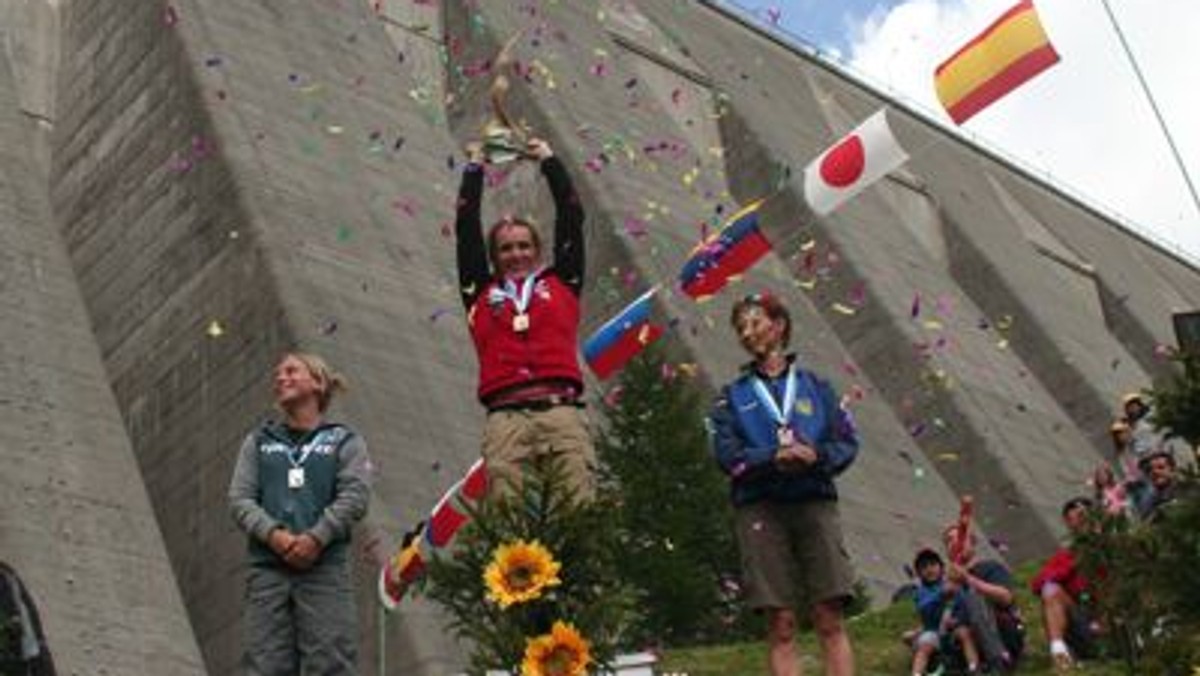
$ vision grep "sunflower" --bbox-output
[521,621,592,676]
[483,539,562,608]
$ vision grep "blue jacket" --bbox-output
[708,359,859,506]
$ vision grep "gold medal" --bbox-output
[512,313,530,332]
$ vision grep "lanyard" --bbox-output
[751,363,797,428]
[287,431,324,469]
[501,269,541,315]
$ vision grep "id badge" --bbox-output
[512,313,530,332]
[777,426,795,447]
[287,467,306,489]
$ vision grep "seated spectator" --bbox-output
[1092,463,1131,518]
[1030,498,1100,671]
[942,522,1024,671]
[909,548,981,676]
[1138,450,1178,522]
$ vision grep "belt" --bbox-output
[486,394,583,414]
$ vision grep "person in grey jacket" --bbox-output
[229,352,371,676]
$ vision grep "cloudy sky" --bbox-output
[726,0,1200,260]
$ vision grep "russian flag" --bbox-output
[679,200,771,299]
[582,287,664,380]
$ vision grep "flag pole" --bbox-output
[1097,0,1200,221]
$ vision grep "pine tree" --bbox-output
[595,345,753,648]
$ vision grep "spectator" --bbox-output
[708,293,859,676]
[1030,498,1099,671]
[1137,450,1178,522]
[1108,420,1149,511]
[1092,463,1131,518]
[1121,393,1160,458]
[0,562,55,675]
[909,548,981,676]
[941,522,1024,671]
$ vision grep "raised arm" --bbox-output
[456,144,490,309]
[531,139,585,294]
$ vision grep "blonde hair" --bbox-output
[281,352,348,412]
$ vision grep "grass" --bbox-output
[659,566,1134,675]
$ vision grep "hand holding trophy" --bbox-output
[479,31,532,165]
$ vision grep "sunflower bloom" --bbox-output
[521,621,592,676]
[484,540,562,608]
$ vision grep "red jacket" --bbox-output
[1030,547,1089,601]
[468,272,582,402]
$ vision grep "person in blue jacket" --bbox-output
[708,292,859,676]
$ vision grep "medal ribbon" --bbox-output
[751,363,797,429]
[501,268,542,316]
[287,430,328,469]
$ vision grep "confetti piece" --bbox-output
[205,320,224,338]
[163,5,179,26]
[429,308,452,323]
[937,452,960,462]
[336,225,352,242]
[799,238,817,252]
[831,302,856,316]
[910,293,921,319]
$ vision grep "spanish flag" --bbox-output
[934,0,1060,125]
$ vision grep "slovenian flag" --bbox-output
[679,200,771,299]
[934,0,1060,125]
[583,287,664,380]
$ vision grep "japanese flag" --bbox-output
[802,108,910,216]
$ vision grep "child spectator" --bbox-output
[910,548,981,676]
[1092,463,1130,517]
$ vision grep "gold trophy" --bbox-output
[480,32,529,165]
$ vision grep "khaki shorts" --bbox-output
[735,499,855,611]
[481,405,597,500]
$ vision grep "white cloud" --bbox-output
[842,0,1200,260]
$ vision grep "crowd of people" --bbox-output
[902,391,1193,675]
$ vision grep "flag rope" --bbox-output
[1098,0,1200,221]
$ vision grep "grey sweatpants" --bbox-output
[242,560,358,676]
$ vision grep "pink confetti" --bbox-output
[623,216,648,239]
[848,281,867,308]
[163,5,179,26]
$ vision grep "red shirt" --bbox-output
[468,272,582,402]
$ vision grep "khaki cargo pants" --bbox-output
[481,404,597,501]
